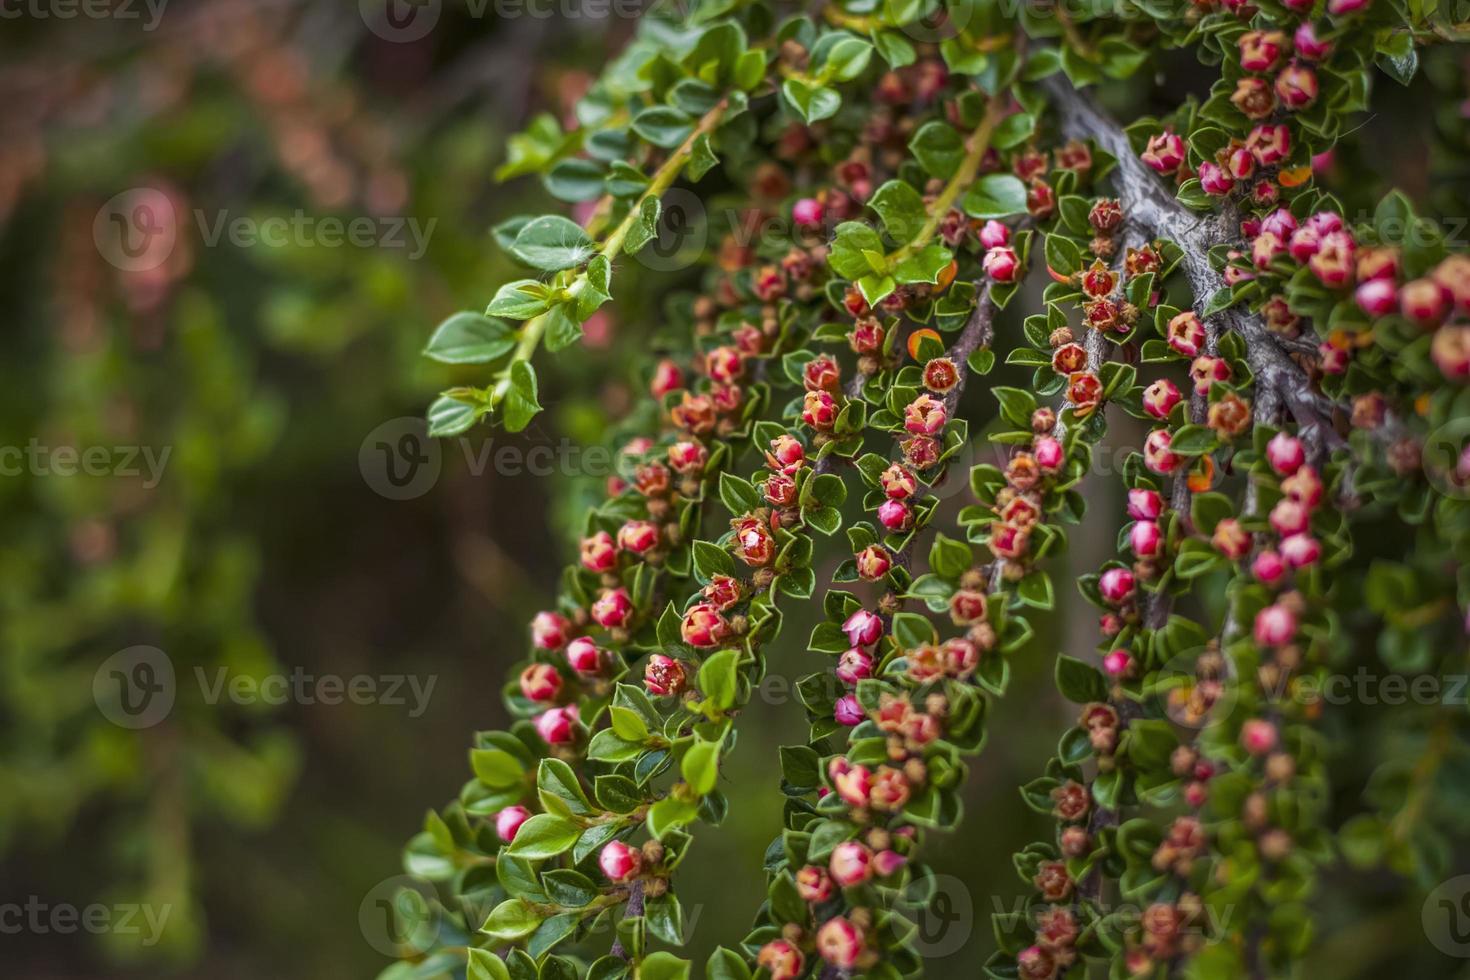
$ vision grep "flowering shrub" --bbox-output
[394,2,1470,979]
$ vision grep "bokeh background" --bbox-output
[3,1,1470,978]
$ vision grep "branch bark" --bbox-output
[1042,77,1346,460]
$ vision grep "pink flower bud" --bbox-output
[520,663,562,702]
[829,840,873,886]
[1130,520,1164,559]
[1238,30,1285,72]
[1212,518,1252,560]
[1252,549,1286,585]
[1034,436,1065,472]
[1270,498,1311,536]
[1275,62,1318,109]
[834,694,864,726]
[758,941,804,980]
[667,440,708,474]
[856,545,893,581]
[1103,649,1132,677]
[1144,429,1181,474]
[877,498,912,531]
[1127,488,1164,521]
[1266,432,1305,475]
[816,916,865,969]
[618,519,661,555]
[979,219,1011,249]
[1142,132,1186,175]
[873,849,908,878]
[1261,208,1297,240]
[1401,278,1449,326]
[1198,161,1235,196]
[796,865,835,903]
[828,757,873,807]
[836,649,873,686]
[1099,567,1136,605]
[581,531,619,572]
[1247,124,1291,166]
[650,359,684,398]
[1309,231,1356,288]
[1167,311,1207,357]
[496,805,532,842]
[983,245,1020,282]
[1241,718,1278,756]
[1280,533,1321,568]
[842,609,884,648]
[531,611,571,651]
[1327,0,1369,14]
[534,705,578,745]
[598,840,642,882]
[591,588,633,629]
[904,393,947,436]
[644,654,687,697]
[792,197,824,229]
[1355,278,1398,317]
[566,637,603,675]
[1253,603,1297,647]
[1143,379,1183,420]
[1293,22,1332,59]
[880,463,919,500]
[680,602,729,648]
[1282,465,1323,507]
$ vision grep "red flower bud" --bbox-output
[1266,432,1305,475]
[566,637,604,675]
[1143,378,1183,420]
[667,440,708,475]
[877,498,912,531]
[1254,603,1297,646]
[1142,132,1186,175]
[802,390,838,431]
[650,359,684,398]
[581,531,618,572]
[979,219,1010,249]
[1099,567,1136,605]
[816,916,865,969]
[1212,518,1252,559]
[702,574,743,611]
[856,544,892,581]
[534,705,578,744]
[591,588,633,629]
[804,354,841,393]
[496,805,531,842]
[531,611,572,651]
[758,941,804,980]
[520,663,563,702]
[904,393,948,435]
[836,648,873,685]
[644,653,688,696]
[1128,488,1164,521]
[1167,311,1207,357]
[680,602,730,648]
[618,519,661,555]
[599,840,642,882]
[1144,429,1180,474]
[983,245,1021,282]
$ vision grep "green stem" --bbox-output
[890,95,1007,264]
[486,98,730,411]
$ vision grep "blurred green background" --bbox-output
[3,2,1469,978]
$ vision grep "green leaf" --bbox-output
[507,814,581,860]
[718,472,761,514]
[1017,570,1054,609]
[681,737,722,795]
[706,947,752,980]
[828,222,886,280]
[471,748,525,788]
[819,37,873,82]
[639,952,691,980]
[487,280,553,320]
[509,215,594,271]
[1055,655,1107,703]
[928,534,972,580]
[698,649,740,711]
[632,106,695,148]
[893,244,954,285]
[991,112,1035,150]
[541,869,600,909]
[961,174,1027,219]
[909,121,965,179]
[503,360,542,433]
[469,949,512,980]
[782,78,841,123]
[538,758,595,816]
[425,313,516,364]
[428,393,485,438]
[482,899,543,941]
[869,179,927,244]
